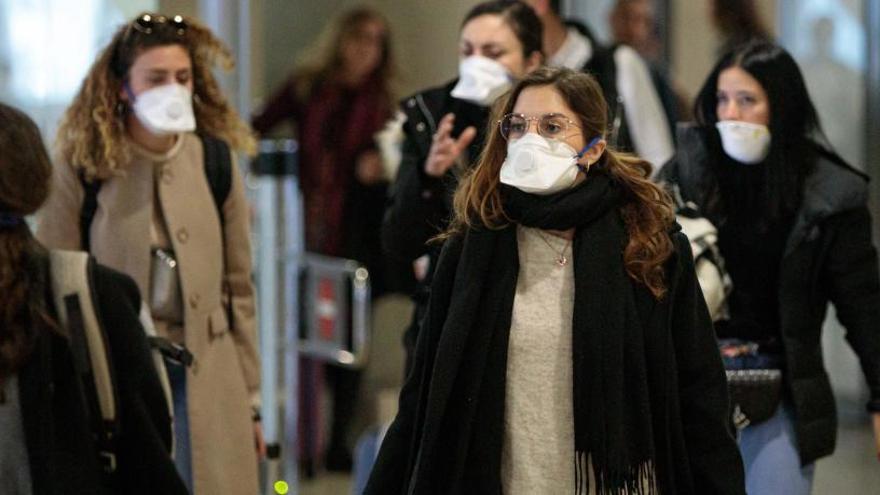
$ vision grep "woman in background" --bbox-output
[252,6,397,471]
[661,40,880,494]
[382,0,543,378]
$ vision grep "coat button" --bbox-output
[189,293,200,309]
[407,98,416,108]
[415,122,426,132]
[176,228,189,244]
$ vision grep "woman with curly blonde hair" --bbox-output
[37,13,261,494]
[366,67,744,494]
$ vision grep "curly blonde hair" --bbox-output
[57,13,256,181]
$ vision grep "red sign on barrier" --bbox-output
[317,278,337,341]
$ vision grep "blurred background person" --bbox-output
[660,41,880,495]
[0,102,187,494]
[524,0,674,174]
[609,0,687,133]
[251,6,397,472]
[37,13,262,495]
[382,0,542,379]
[710,0,772,55]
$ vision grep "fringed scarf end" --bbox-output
[575,451,659,495]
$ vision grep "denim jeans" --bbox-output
[738,403,815,495]
[167,361,193,491]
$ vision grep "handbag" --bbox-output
[719,340,783,429]
[150,248,184,324]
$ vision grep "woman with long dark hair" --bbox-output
[0,102,186,494]
[661,40,880,494]
[382,0,543,377]
[367,66,744,495]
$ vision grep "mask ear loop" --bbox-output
[574,136,602,174]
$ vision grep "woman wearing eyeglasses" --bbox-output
[366,66,745,495]
[37,13,261,495]
[382,0,543,378]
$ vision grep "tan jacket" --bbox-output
[37,133,260,495]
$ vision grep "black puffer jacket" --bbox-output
[661,124,880,465]
[20,262,186,495]
[381,80,489,372]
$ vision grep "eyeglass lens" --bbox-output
[500,114,575,140]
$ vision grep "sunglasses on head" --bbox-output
[127,13,187,37]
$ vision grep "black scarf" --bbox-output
[429,172,658,494]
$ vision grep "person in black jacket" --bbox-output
[367,67,744,495]
[0,102,186,495]
[382,0,543,377]
[660,41,880,495]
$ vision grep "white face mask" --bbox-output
[715,120,771,164]
[499,133,598,195]
[450,56,512,106]
[130,83,196,136]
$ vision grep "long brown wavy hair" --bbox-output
[291,6,396,105]
[57,13,256,181]
[0,103,59,389]
[449,67,675,298]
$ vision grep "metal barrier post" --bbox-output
[253,139,302,494]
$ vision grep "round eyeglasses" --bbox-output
[498,113,582,141]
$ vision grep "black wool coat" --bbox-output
[366,229,745,495]
[661,124,880,465]
[19,264,187,495]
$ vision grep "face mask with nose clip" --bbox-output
[126,83,197,136]
[500,135,602,195]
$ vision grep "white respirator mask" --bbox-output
[129,83,197,136]
[715,120,771,165]
[450,56,513,107]
[500,134,600,195]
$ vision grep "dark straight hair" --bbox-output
[462,0,544,59]
[693,40,829,225]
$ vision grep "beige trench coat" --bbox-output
[37,133,260,495]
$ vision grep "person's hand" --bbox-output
[872,413,880,461]
[254,420,267,459]
[424,113,477,178]
[355,150,385,185]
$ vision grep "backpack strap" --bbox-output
[199,134,235,329]
[200,134,232,222]
[48,250,120,473]
[79,175,102,251]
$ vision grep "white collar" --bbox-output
[548,27,593,70]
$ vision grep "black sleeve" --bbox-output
[668,233,746,494]
[92,266,188,494]
[822,207,880,412]
[381,129,451,263]
[365,235,463,494]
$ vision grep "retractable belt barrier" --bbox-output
[251,139,372,494]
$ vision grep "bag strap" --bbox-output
[79,175,102,251]
[49,250,120,473]
[199,133,235,330]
